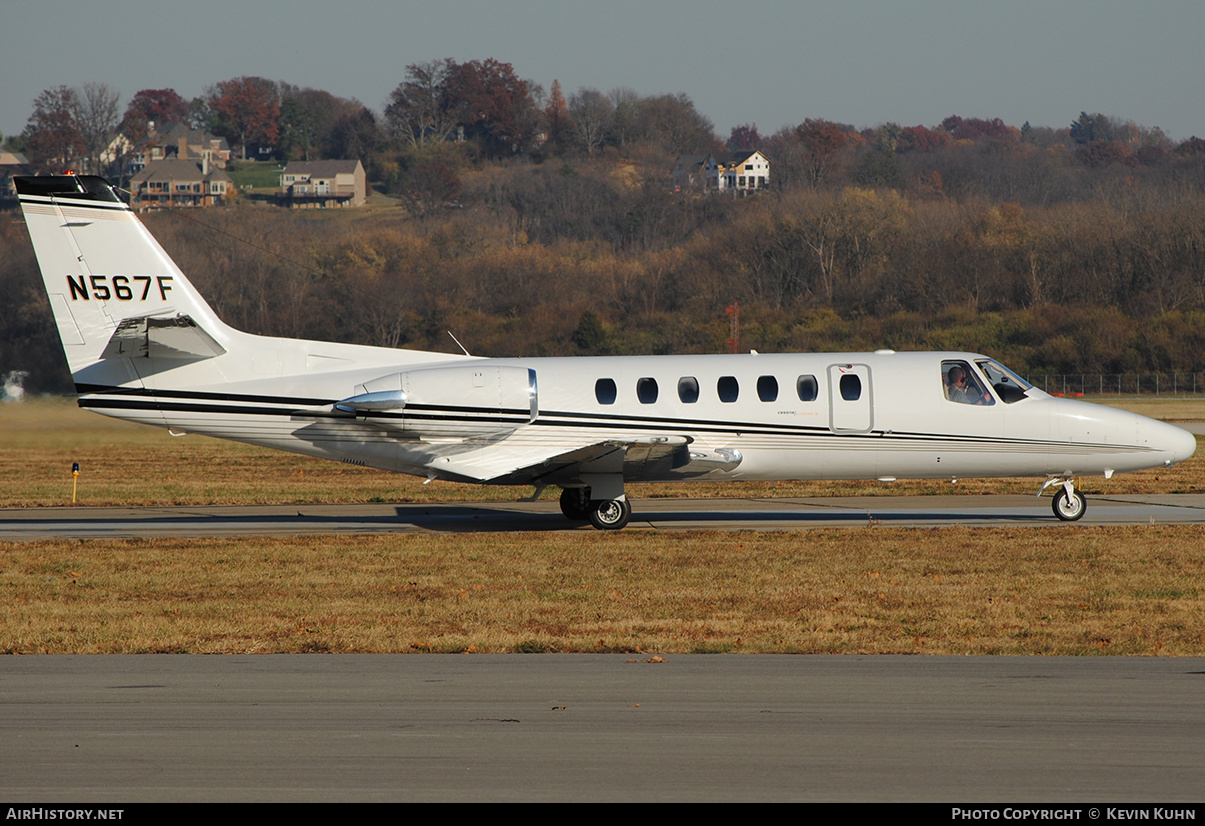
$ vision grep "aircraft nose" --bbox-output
[1167,422,1197,465]
[1146,418,1197,466]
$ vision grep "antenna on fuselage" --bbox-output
[447,331,472,357]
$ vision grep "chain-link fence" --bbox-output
[1025,374,1205,396]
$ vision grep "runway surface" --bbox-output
[1,654,1201,802]
[3,493,1205,539]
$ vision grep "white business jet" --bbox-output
[15,175,1196,529]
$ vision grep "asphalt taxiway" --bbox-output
[2,655,1202,802]
[3,493,1205,539]
[4,497,1203,802]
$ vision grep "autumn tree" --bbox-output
[444,59,537,157]
[1176,137,1205,156]
[401,160,462,216]
[794,118,861,188]
[727,123,761,151]
[385,59,464,150]
[208,76,281,159]
[1074,140,1134,168]
[21,86,85,171]
[121,88,189,140]
[941,116,1015,142]
[896,124,949,153]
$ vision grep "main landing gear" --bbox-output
[1039,477,1087,522]
[559,486,632,531]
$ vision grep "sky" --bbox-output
[4,0,1203,144]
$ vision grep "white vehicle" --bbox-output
[15,175,1197,529]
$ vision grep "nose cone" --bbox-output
[1054,399,1196,472]
[1150,419,1197,466]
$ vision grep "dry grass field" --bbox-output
[2,396,1203,655]
[3,528,1202,656]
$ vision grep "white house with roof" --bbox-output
[705,150,770,192]
[673,151,770,193]
[279,160,366,208]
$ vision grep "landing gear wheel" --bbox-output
[1052,486,1086,521]
[588,498,632,531]
[559,487,591,520]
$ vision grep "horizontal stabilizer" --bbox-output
[101,315,227,360]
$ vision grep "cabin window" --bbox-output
[839,374,862,401]
[637,377,659,404]
[678,377,700,403]
[717,376,739,403]
[942,360,995,406]
[595,378,617,405]
[757,375,778,402]
[797,375,818,401]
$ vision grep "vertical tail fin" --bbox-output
[15,175,231,378]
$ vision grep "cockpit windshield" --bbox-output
[975,359,1032,404]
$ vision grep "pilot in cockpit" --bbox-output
[945,364,993,405]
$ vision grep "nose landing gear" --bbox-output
[1040,477,1086,521]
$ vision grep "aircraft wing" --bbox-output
[419,433,733,487]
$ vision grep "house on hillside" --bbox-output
[278,160,366,208]
[133,121,231,172]
[673,150,771,194]
[0,151,34,206]
[705,150,770,193]
[672,154,710,190]
[128,158,232,208]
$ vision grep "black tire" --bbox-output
[588,498,632,530]
[559,487,591,520]
[1052,487,1086,521]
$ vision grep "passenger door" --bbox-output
[828,363,873,433]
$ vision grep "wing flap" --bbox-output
[424,435,698,486]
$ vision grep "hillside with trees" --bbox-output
[3,63,1204,394]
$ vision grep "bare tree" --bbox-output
[568,87,613,155]
[385,59,464,149]
[634,93,717,154]
[75,83,121,175]
[608,87,640,152]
